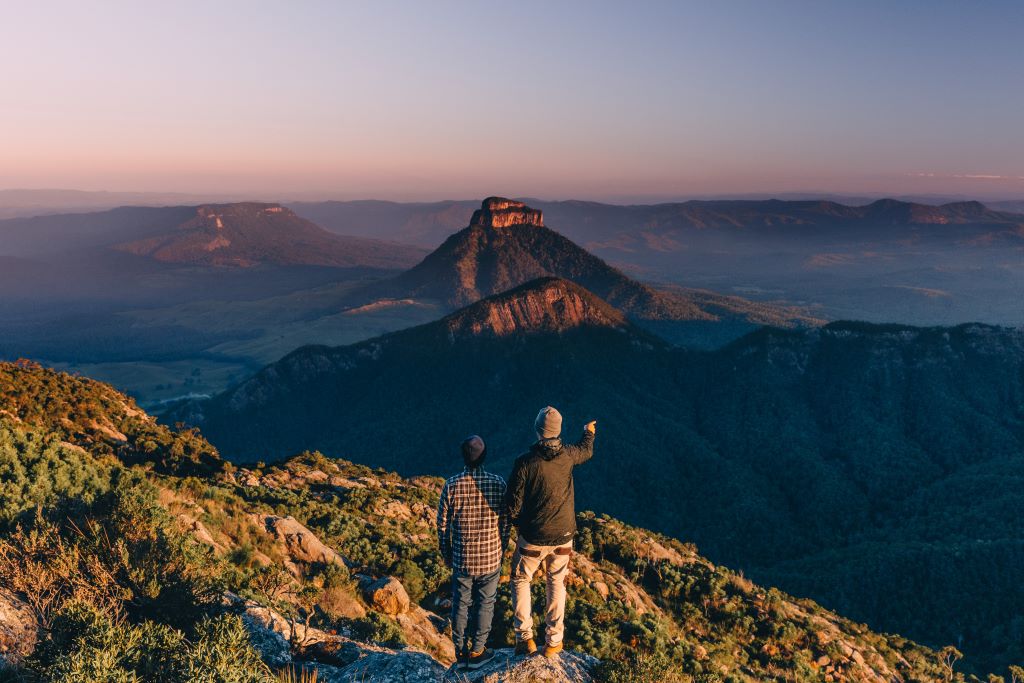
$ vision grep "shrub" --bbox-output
[594,650,684,683]
[345,612,406,648]
[390,558,426,603]
[31,603,272,682]
[183,613,274,682]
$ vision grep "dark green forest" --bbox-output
[1,361,1011,681]
[192,310,1024,673]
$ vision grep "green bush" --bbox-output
[29,602,272,682]
[183,614,274,682]
[391,558,426,603]
[594,650,683,683]
[345,612,406,648]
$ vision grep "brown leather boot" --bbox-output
[543,641,563,659]
[514,637,537,655]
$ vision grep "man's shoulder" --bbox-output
[490,472,509,489]
[443,471,468,488]
[512,450,538,468]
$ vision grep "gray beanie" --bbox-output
[535,406,563,439]
[461,435,486,467]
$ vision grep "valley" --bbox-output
[3,195,1023,676]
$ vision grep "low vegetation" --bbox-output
[1,361,1021,682]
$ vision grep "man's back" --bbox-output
[437,467,509,575]
[505,430,594,546]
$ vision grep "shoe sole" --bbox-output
[466,658,493,670]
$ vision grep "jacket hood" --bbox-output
[531,437,563,461]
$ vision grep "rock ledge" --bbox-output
[442,648,597,682]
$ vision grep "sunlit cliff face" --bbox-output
[469,197,545,229]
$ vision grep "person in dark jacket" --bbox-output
[505,406,596,658]
[437,435,511,670]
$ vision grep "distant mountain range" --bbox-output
[289,196,1024,249]
[0,202,426,269]
[113,202,426,269]
[288,197,1024,329]
[180,274,1024,671]
[346,197,821,347]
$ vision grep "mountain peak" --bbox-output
[115,202,425,268]
[442,277,628,338]
[469,196,544,228]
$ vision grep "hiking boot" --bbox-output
[456,647,470,670]
[514,638,537,655]
[543,641,563,659]
[466,648,496,670]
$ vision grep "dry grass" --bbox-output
[275,665,318,683]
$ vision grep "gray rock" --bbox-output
[237,605,293,667]
[312,649,447,682]
[443,648,598,682]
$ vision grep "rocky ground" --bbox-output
[443,649,597,683]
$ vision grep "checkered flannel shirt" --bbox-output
[436,467,511,576]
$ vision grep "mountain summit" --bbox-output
[469,196,545,228]
[355,197,819,346]
[115,202,424,269]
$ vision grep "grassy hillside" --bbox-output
[1,362,1014,681]
[190,303,1024,672]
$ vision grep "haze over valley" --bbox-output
[3,3,1024,681]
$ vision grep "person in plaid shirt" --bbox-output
[437,435,511,670]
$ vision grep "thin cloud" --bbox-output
[907,172,1024,181]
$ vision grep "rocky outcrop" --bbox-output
[443,278,629,338]
[470,197,544,229]
[314,649,447,682]
[232,593,448,679]
[395,607,456,664]
[252,514,351,573]
[361,576,411,615]
[442,649,597,682]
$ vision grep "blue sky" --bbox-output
[2,1,1022,200]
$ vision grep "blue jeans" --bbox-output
[450,567,500,654]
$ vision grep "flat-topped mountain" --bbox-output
[353,197,819,347]
[366,196,663,310]
[0,202,426,270]
[114,202,425,268]
[468,196,545,228]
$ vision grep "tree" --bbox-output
[940,646,963,682]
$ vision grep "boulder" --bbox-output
[252,514,351,570]
[396,606,457,664]
[228,594,294,666]
[0,589,37,664]
[443,649,597,682]
[313,650,447,682]
[362,576,410,615]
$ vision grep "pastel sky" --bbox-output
[2,1,1023,201]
